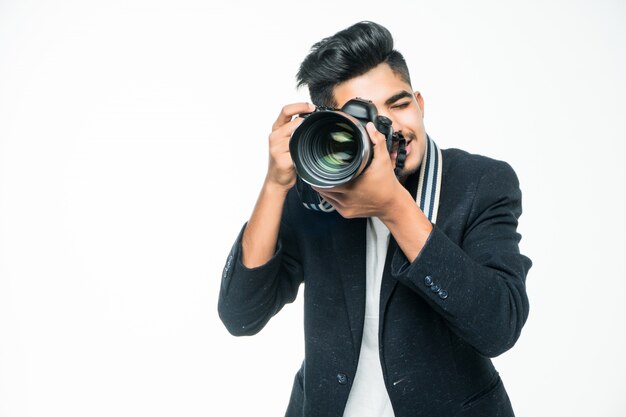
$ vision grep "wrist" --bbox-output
[378,183,413,224]
[263,176,293,197]
[379,186,433,263]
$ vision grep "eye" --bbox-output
[392,102,411,110]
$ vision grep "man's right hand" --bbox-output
[266,102,316,192]
[241,102,315,268]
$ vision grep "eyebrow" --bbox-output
[384,90,414,107]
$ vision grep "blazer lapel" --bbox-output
[332,217,367,360]
[379,236,399,328]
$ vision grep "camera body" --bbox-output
[290,98,403,211]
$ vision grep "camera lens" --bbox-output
[291,111,371,188]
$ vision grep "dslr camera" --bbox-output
[289,97,405,211]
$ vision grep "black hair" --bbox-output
[296,21,412,107]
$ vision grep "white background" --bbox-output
[1,1,625,416]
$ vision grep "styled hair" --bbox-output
[296,21,412,107]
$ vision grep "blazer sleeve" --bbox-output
[217,199,304,336]
[391,159,532,357]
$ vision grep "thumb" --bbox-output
[366,122,389,159]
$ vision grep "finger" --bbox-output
[272,102,316,131]
[366,122,390,158]
[270,116,306,146]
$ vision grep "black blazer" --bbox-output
[218,148,532,417]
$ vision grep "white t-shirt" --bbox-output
[343,217,395,417]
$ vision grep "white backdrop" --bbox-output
[1,1,625,416]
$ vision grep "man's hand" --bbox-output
[314,122,407,220]
[266,102,315,192]
[241,102,314,268]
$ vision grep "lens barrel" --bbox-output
[290,111,372,188]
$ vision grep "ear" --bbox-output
[414,91,425,117]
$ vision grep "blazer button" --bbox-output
[336,373,348,385]
[438,289,448,299]
[424,275,433,287]
[430,284,441,293]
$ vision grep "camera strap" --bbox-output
[416,135,443,223]
[297,178,336,212]
[393,134,407,178]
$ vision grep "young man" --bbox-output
[218,21,531,417]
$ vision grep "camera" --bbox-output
[289,98,405,211]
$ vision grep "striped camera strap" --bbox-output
[416,135,443,223]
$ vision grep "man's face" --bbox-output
[332,63,427,179]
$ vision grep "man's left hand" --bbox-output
[314,122,407,220]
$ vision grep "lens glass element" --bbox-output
[318,122,356,173]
